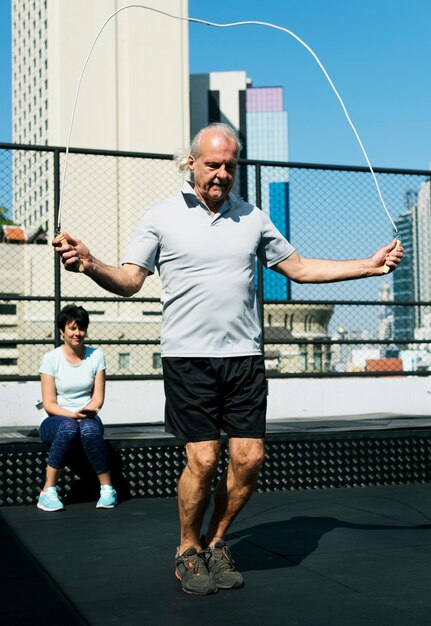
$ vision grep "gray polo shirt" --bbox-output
[122,182,295,357]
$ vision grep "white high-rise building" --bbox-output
[11,0,189,238]
[5,0,190,379]
[413,179,431,331]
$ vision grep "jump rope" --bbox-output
[56,4,400,273]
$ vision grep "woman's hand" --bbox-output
[72,406,99,421]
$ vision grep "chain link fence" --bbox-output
[0,143,430,380]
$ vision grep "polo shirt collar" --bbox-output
[181,181,239,216]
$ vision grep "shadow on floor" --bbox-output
[63,441,131,505]
[228,516,431,571]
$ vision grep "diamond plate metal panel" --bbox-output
[1,432,431,506]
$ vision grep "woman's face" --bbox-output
[61,319,87,349]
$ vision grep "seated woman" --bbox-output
[37,304,117,511]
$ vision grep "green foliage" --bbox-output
[0,206,15,226]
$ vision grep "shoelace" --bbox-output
[206,546,235,572]
[186,552,208,576]
[43,490,59,501]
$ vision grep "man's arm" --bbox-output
[52,232,148,296]
[272,239,403,284]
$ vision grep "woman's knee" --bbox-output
[79,419,103,441]
[56,419,80,442]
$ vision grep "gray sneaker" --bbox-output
[204,541,244,589]
[175,547,218,595]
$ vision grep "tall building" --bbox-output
[394,183,431,338]
[4,0,190,378]
[12,0,189,239]
[190,71,290,297]
[246,86,289,300]
[393,191,416,340]
[190,71,248,198]
[413,179,431,330]
[378,283,394,351]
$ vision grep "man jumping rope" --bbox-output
[53,122,403,595]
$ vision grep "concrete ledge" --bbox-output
[2,377,431,427]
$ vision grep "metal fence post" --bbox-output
[53,148,61,347]
[255,163,265,350]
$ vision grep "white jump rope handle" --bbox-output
[59,234,84,273]
[382,239,401,274]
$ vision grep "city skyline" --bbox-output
[0,1,428,380]
[2,1,430,171]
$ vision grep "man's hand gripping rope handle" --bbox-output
[382,239,402,274]
[53,230,85,273]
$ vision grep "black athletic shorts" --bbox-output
[162,355,267,443]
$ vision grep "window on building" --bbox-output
[152,353,162,369]
[299,345,308,371]
[0,359,18,366]
[313,345,323,372]
[118,353,131,370]
[0,304,17,315]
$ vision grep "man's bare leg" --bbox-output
[204,437,265,546]
[177,439,220,554]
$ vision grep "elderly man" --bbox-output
[54,123,403,596]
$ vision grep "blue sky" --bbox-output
[188,0,431,170]
[1,0,430,171]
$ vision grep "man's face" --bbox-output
[188,130,238,211]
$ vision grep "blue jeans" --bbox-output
[39,415,110,474]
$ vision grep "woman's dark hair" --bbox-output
[57,305,89,332]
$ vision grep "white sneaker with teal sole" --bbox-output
[96,485,117,509]
[37,486,64,512]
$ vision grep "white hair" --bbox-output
[175,123,242,173]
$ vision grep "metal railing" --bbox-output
[0,142,430,380]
